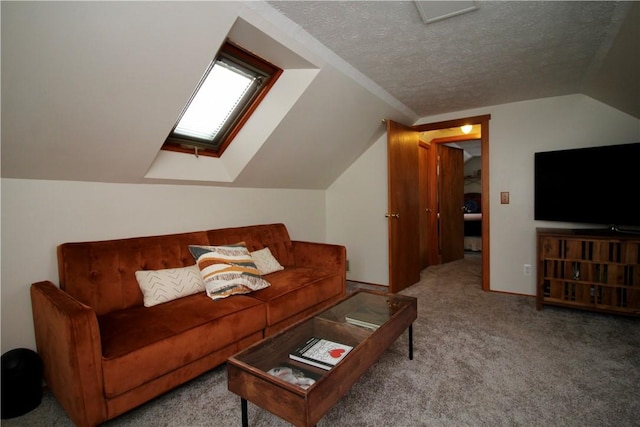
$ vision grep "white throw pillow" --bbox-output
[135,265,205,307]
[251,247,284,275]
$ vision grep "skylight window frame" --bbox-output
[162,41,282,158]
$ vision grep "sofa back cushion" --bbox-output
[58,231,210,316]
[205,223,294,267]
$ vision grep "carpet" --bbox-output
[5,254,639,426]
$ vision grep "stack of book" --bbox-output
[344,308,387,330]
[289,337,353,370]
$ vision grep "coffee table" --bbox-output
[227,290,417,426]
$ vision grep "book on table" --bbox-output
[289,337,353,370]
[345,307,389,330]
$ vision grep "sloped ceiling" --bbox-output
[1,1,413,189]
[270,1,640,119]
[2,1,638,190]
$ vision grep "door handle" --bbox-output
[385,213,400,219]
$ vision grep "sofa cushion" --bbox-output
[135,265,204,307]
[251,247,284,275]
[189,243,271,300]
[98,292,266,398]
[251,266,344,326]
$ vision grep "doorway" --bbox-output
[388,115,490,292]
[422,132,482,265]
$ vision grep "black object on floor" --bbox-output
[1,348,43,419]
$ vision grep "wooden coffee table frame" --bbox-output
[227,290,417,427]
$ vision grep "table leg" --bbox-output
[408,324,413,360]
[241,397,248,427]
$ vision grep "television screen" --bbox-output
[534,142,640,228]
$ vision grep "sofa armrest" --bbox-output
[292,240,347,274]
[31,281,106,427]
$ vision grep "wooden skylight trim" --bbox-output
[161,41,282,158]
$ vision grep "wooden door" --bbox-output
[419,142,438,268]
[438,144,465,263]
[387,120,420,293]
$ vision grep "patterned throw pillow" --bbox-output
[251,247,284,275]
[135,265,205,307]
[189,243,271,301]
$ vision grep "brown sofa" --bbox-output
[30,223,346,426]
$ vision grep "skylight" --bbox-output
[162,41,281,157]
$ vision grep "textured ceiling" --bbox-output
[268,1,636,118]
[2,2,637,189]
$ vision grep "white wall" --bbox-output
[4,94,638,352]
[1,179,325,352]
[326,94,640,294]
[326,135,389,285]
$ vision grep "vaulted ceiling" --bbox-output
[270,1,640,119]
[2,1,638,190]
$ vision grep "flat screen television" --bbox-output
[534,142,640,230]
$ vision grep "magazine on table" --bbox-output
[345,307,389,330]
[345,316,380,330]
[266,362,321,390]
[289,337,353,370]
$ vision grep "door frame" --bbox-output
[412,114,491,291]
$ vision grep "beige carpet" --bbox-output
[5,253,640,426]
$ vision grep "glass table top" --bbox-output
[229,290,417,390]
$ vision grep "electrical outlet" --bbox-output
[523,264,532,276]
[500,192,510,204]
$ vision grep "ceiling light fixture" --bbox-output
[461,125,473,134]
